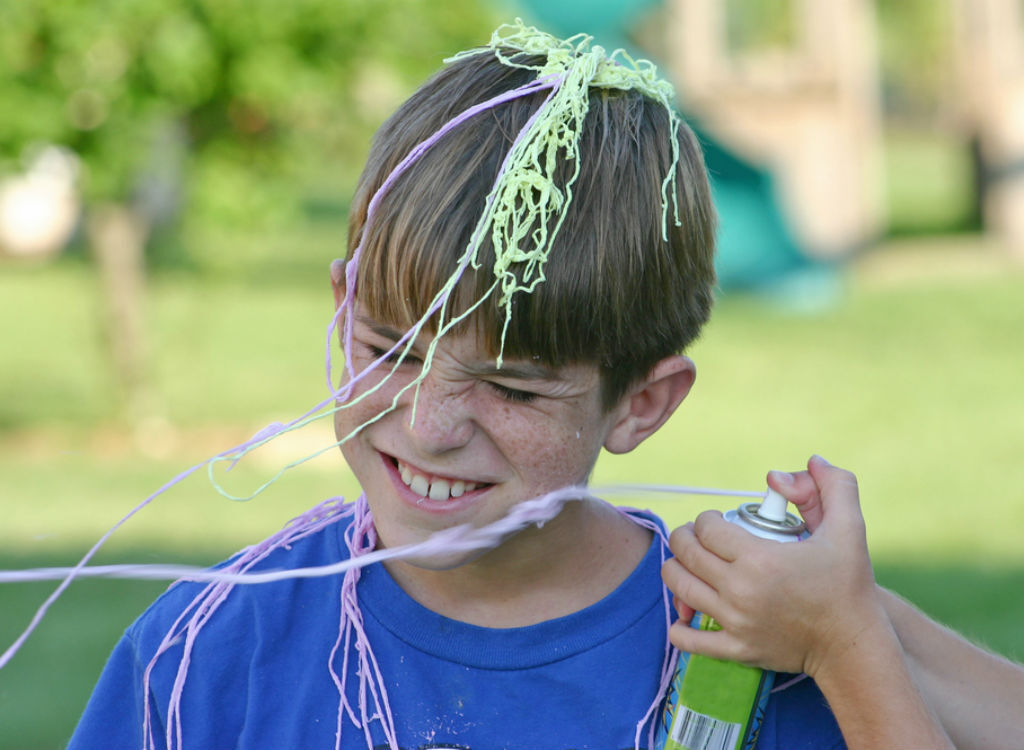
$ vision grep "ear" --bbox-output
[330,259,346,308]
[603,355,696,455]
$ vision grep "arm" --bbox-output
[779,459,1024,749]
[881,586,1024,750]
[662,456,952,750]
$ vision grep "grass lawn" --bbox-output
[2,235,1023,748]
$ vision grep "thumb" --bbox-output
[806,455,866,537]
[767,469,824,531]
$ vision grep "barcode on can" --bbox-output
[669,706,742,750]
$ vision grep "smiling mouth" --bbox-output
[389,456,493,502]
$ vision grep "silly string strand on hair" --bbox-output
[6,20,713,750]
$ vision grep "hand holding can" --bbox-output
[659,456,952,750]
[658,487,806,750]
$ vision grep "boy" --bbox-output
[70,22,846,749]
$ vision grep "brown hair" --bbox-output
[348,51,716,409]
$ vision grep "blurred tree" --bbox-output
[0,0,497,418]
[0,0,498,228]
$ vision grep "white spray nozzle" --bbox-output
[758,488,789,522]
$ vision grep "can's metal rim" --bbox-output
[737,502,807,536]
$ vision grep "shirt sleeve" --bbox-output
[66,631,165,750]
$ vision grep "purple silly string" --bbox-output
[331,497,395,750]
[142,483,614,750]
[1,410,311,671]
[4,482,752,750]
[0,483,768,587]
[0,74,567,675]
[142,497,351,750]
[613,507,679,749]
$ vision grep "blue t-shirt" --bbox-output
[68,509,845,750]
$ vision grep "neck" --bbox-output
[381,498,652,628]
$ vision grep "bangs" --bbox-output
[351,112,514,355]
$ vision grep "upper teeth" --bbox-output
[398,459,477,501]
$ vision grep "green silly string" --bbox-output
[445,19,684,366]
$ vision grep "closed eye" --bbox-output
[367,343,537,402]
[488,382,538,403]
[366,344,421,366]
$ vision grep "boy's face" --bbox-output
[334,304,626,568]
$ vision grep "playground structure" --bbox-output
[666,0,884,261]
[665,0,1024,262]
[953,0,1024,259]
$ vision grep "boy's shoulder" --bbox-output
[128,499,355,651]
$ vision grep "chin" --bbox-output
[393,548,489,572]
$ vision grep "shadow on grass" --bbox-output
[874,560,1024,662]
[1,551,1022,750]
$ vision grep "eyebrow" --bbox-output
[358,316,563,382]
[360,318,409,344]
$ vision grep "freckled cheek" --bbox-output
[332,377,399,444]
[495,409,599,488]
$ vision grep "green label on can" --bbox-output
[664,615,768,750]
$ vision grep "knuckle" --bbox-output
[668,524,691,553]
[731,642,759,666]
[835,468,859,491]
[678,539,704,574]
[681,574,704,603]
[692,510,720,536]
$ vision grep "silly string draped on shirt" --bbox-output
[0,20,749,750]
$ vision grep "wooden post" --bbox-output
[952,0,1024,258]
[88,204,154,422]
[666,0,884,258]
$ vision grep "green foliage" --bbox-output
[0,0,499,229]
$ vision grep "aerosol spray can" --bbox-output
[658,489,806,750]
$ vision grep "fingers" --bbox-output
[662,556,717,617]
[668,621,749,664]
[664,522,725,614]
[692,509,767,563]
[667,519,731,577]
[807,454,859,497]
[664,512,778,623]
[673,595,696,623]
[766,455,863,534]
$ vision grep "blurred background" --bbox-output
[1,0,1022,747]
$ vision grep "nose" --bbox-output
[401,373,475,454]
